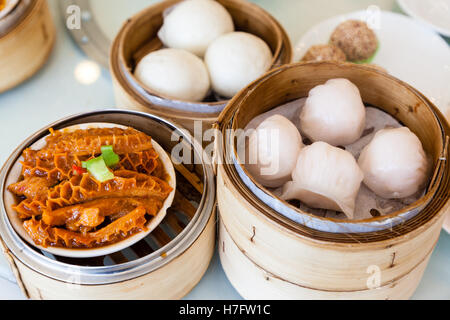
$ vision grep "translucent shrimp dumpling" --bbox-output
[281,142,364,219]
[246,115,304,188]
[300,78,366,146]
[358,127,429,199]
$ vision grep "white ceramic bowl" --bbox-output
[4,123,176,258]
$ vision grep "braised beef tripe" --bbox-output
[7,127,173,249]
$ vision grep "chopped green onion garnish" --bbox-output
[84,156,114,182]
[101,145,120,167]
[81,161,87,169]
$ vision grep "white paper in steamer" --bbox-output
[235,98,429,232]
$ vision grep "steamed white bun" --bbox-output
[205,32,273,98]
[358,127,429,199]
[134,48,210,102]
[158,0,234,57]
[246,115,304,188]
[281,141,364,219]
[300,78,366,146]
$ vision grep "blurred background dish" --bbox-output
[397,0,450,38]
[294,10,450,121]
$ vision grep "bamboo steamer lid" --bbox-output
[110,0,293,134]
[216,61,450,299]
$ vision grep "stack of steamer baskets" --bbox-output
[0,0,55,93]
[109,0,292,134]
[217,62,450,300]
[0,110,216,299]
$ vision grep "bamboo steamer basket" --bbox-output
[109,0,292,134]
[216,62,450,299]
[0,0,55,93]
[0,110,217,300]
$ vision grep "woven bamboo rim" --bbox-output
[218,61,450,244]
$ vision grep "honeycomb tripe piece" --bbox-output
[13,196,47,219]
[46,170,173,210]
[21,151,88,181]
[37,127,154,159]
[42,197,163,229]
[117,149,159,175]
[21,149,160,182]
[8,176,54,199]
[23,206,148,248]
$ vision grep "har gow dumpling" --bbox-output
[246,115,304,188]
[281,141,364,219]
[358,127,429,199]
[300,78,366,146]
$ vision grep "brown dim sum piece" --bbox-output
[23,206,148,248]
[330,20,378,62]
[301,44,346,62]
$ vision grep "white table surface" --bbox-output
[0,0,448,300]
